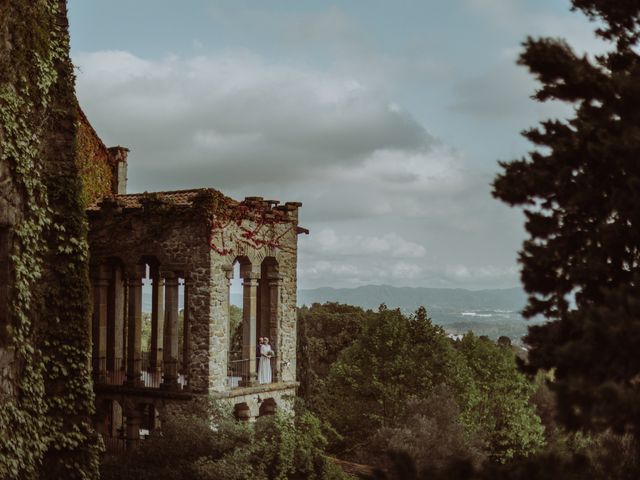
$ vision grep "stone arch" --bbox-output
[110,398,125,438]
[258,257,279,351]
[94,398,112,436]
[259,397,277,417]
[96,397,126,453]
[232,255,261,382]
[232,254,251,269]
[234,402,251,422]
[228,254,251,352]
[139,401,160,437]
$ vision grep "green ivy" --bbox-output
[75,115,113,206]
[0,1,100,479]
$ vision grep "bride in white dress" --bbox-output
[258,337,273,384]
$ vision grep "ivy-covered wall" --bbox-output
[75,109,113,206]
[0,1,101,479]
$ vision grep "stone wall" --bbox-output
[88,193,302,396]
[217,385,297,420]
[0,1,101,478]
[89,200,213,392]
[208,205,301,390]
[274,218,300,383]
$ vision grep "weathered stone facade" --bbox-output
[0,154,20,397]
[85,134,305,449]
[1,2,101,477]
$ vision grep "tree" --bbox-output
[320,306,478,457]
[457,334,545,463]
[492,1,640,436]
[229,305,243,358]
[296,303,369,408]
[100,404,349,480]
[372,385,487,473]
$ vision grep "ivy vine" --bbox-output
[0,1,100,479]
[75,112,112,206]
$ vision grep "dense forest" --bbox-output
[109,300,640,479]
[296,303,640,479]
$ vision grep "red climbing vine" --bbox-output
[203,193,298,256]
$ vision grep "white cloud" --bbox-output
[75,50,433,190]
[74,48,524,291]
[309,229,426,259]
[445,264,519,282]
[464,0,608,55]
[455,0,609,121]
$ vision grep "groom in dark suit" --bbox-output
[257,337,264,359]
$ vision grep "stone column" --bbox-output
[125,409,141,450]
[91,264,110,382]
[268,272,283,382]
[258,269,271,339]
[162,272,179,389]
[149,267,164,372]
[241,264,259,385]
[181,280,190,389]
[223,265,234,356]
[125,264,145,387]
[107,263,125,372]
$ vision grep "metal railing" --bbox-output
[103,435,126,455]
[226,354,278,388]
[227,358,250,388]
[93,356,187,390]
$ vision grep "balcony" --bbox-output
[227,354,278,388]
[92,356,187,390]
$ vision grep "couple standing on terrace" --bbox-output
[258,337,274,384]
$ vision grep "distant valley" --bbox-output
[296,285,543,344]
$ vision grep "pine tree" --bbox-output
[493,1,640,435]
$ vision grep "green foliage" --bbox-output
[321,305,460,450]
[230,304,243,357]
[74,114,112,206]
[456,334,545,463]
[100,405,349,480]
[297,303,368,408]
[312,304,543,465]
[141,312,152,351]
[491,0,640,436]
[372,431,640,480]
[371,385,487,473]
[0,1,100,478]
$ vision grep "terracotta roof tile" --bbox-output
[87,188,235,211]
[88,188,303,231]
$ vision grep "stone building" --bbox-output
[81,114,306,450]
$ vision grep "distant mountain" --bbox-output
[297,284,526,314]
[296,285,539,343]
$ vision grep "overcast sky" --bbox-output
[68,0,607,290]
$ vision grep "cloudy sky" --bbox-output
[68,0,607,290]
